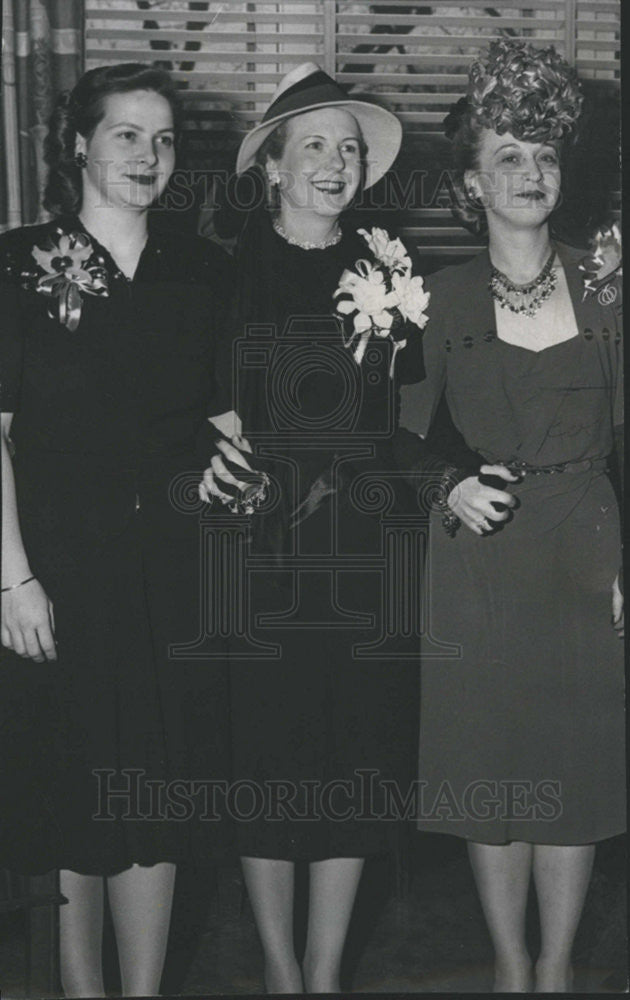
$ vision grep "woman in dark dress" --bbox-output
[203,61,498,995]
[1,64,233,996]
[200,62,435,994]
[399,40,624,993]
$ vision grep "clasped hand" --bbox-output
[199,434,254,505]
[199,450,520,529]
[448,465,624,637]
[448,464,519,536]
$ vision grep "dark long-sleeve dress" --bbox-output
[399,242,625,845]
[222,213,431,861]
[0,216,234,875]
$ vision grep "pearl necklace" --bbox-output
[273,218,341,250]
[489,249,557,318]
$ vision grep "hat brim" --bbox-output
[236,99,402,189]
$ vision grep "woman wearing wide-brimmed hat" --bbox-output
[201,61,503,994]
[205,64,409,995]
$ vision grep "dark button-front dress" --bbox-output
[223,215,423,861]
[400,243,625,845]
[0,216,234,875]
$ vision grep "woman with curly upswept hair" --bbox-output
[400,39,623,992]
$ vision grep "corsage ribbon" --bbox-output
[29,230,109,331]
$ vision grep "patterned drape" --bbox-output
[1,0,83,232]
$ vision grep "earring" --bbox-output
[266,167,281,188]
[74,152,88,168]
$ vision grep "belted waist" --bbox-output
[502,457,607,477]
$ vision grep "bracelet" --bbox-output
[440,506,461,538]
[435,467,461,538]
[1,575,36,593]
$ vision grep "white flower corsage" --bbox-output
[334,227,429,377]
[579,222,622,306]
[26,230,109,331]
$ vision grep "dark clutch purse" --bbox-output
[214,452,271,515]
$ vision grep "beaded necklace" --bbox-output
[273,218,341,250]
[489,249,557,318]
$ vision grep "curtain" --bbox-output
[1,0,83,233]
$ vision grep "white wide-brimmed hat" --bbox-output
[236,62,402,189]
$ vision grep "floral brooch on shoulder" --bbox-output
[579,222,622,308]
[24,229,109,331]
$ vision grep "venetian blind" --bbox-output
[84,1,620,262]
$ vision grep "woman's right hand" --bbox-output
[1,578,57,662]
[448,464,519,536]
[199,435,254,504]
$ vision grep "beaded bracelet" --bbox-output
[435,468,462,538]
[439,505,461,538]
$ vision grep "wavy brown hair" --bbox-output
[44,63,180,216]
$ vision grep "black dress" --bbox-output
[223,214,424,861]
[0,216,234,875]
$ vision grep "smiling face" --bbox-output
[267,107,363,224]
[466,128,562,232]
[76,89,176,211]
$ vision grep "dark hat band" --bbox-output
[261,70,351,124]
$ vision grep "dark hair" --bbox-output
[44,63,181,216]
[254,121,289,211]
[255,120,290,170]
[448,112,489,237]
[445,39,583,237]
[253,113,368,211]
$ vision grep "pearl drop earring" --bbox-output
[267,167,281,187]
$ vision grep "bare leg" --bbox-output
[107,861,176,997]
[241,856,303,994]
[302,857,364,993]
[533,843,595,992]
[59,870,105,998]
[468,841,533,992]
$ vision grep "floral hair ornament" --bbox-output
[579,223,622,305]
[464,38,583,142]
[334,228,430,378]
[27,230,109,331]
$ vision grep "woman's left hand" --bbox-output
[447,464,519,535]
[199,435,253,504]
[612,573,624,637]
